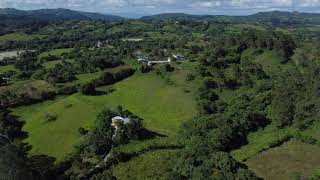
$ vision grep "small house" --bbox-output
[96,41,103,48]
[137,56,149,62]
[111,116,130,126]
[172,54,185,61]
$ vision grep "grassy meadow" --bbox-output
[38,48,73,59]
[0,64,18,74]
[0,32,38,42]
[246,140,320,180]
[112,149,178,180]
[13,66,198,161]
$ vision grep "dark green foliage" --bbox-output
[80,82,96,95]
[73,48,124,73]
[43,112,57,122]
[139,64,152,73]
[163,64,175,72]
[0,142,36,180]
[185,73,195,81]
[79,127,89,136]
[0,109,25,140]
[68,107,144,178]
[98,72,115,85]
[39,54,59,62]
[44,62,77,83]
[94,67,135,87]
[0,74,8,86]
[87,108,115,155]
[14,51,40,73]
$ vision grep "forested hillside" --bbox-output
[1,9,320,180]
[140,11,320,26]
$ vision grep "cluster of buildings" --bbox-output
[136,54,185,65]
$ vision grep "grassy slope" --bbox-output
[246,140,320,180]
[110,61,200,179]
[231,126,297,161]
[38,48,73,59]
[43,59,74,69]
[112,149,178,180]
[0,80,54,96]
[0,33,37,42]
[0,64,18,73]
[13,68,197,161]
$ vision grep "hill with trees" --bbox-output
[1,9,320,179]
[140,11,320,26]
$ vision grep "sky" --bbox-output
[1,0,320,18]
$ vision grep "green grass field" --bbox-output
[246,140,320,180]
[112,149,178,180]
[0,33,37,42]
[43,59,74,69]
[13,71,197,161]
[231,126,297,161]
[38,48,73,59]
[0,64,18,74]
[0,80,54,95]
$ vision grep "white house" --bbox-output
[137,56,149,62]
[172,54,185,61]
[111,116,130,126]
[96,41,103,48]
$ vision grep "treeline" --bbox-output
[80,67,135,95]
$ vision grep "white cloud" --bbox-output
[190,1,222,8]
[300,0,320,6]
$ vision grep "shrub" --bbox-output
[79,82,96,95]
[94,67,135,87]
[97,72,114,85]
[63,101,72,108]
[139,64,152,73]
[57,85,78,95]
[185,73,195,81]
[294,133,317,145]
[162,64,174,72]
[78,128,88,136]
[40,91,56,100]
[43,112,57,122]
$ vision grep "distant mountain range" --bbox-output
[140,11,320,25]
[0,8,126,22]
[1,8,320,26]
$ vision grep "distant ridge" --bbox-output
[140,11,320,25]
[1,8,320,25]
[0,8,126,22]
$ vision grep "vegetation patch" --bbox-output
[112,149,178,180]
[231,126,297,161]
[246,140,320,180]
[0,33,37,43]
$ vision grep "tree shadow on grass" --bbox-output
[86,88,116,96]
[138,128,168,140]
